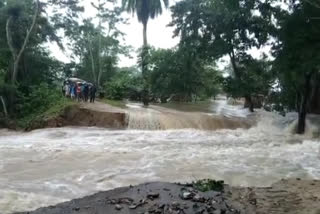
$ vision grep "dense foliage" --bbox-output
[0,0,319,134]
[170,0,320,133]
[272,1,320,133]
[147,47,222,102]
[105,67,143,100]
[0,0,80,120]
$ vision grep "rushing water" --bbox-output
[125,99,253,130]
[0,100,320,213]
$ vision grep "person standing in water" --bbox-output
[90,85,97,103]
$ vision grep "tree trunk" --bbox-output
[6,17,16,61]
[0,96,8,117]
[141,21,149,106]
[6,0,39,85]
[297,104,307,134]
[143,22,148,47]
[97,0,102,89]
[97,31,102,88]
[297,73,312,134]
[12,61,19,85]
[309,75,320,114]
[88,42,97,85]
[97,21,102,88]
[296,91,301,112]
[245,95,254,112]
[228,50,240,78]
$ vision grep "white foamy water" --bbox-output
[125,99,252,130]
[0,111,320,213]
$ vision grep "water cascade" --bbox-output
[125,100,253,130]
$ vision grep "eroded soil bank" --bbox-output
[26,102,127,131]
[15,179,320,214]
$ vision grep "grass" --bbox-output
[17,98,74,129]
[14,97,126,129]
[192,179,225,192]
[101,99,127,109]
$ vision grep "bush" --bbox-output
[18,83,68,117]
[105,68,143,101]
[105,81,128,100]
[15,83,73,128]
[192,179,224,192]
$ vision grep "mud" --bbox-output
[227,179,320,214]
[27,103,127,131]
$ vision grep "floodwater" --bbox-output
[0,99,320,213]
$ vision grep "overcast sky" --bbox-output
[49,0,272,70]
[49,0,180,67]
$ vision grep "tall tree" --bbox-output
[68,4,127,88]
[92,0,125,88]
[122,0,169,47]
[2,0,83,86]
[6,0,39,85]
[170,0,274,111]
[273,0,320,134]
[122,0,169,105]
[0,0,83,116]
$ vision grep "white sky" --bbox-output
[49,0,272,70]
[49,0,180,67]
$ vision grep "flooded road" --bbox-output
[0,100,319,213]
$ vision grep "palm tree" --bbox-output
[122,0,169,47]
[122,0,169,105]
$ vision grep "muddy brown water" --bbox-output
[0,99,320,213]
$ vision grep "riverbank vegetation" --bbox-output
[0,0,319,134]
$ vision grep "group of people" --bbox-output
[63,81,97,103]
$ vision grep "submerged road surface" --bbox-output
[0,114,320,213]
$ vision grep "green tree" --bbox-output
[105,66,143,100]
[170,0,274,111]
[273,0,320,134]
[148,46,222,102]
[0,0,82,117]
[122,0,169,46]
[5,0,40,85]
[122,0,169,105]
[68,3,128,89]
[223,55,273,112]
[91,0,126,88]
[3,0,82,86]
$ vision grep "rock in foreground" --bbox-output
[16,182,240,214]
[15,179,320,214]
